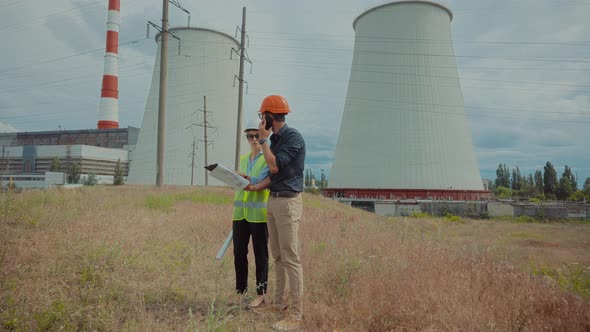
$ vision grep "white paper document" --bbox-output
[204,163,249,190]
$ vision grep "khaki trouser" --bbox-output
[267,194,303,320]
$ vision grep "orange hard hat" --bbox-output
[258,95,290,114]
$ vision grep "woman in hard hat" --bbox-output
[230,120,271,308]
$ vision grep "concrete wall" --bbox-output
[375,202,420,216]
[369,199,589,220]
[488,201,515,217]
[357,200,487,217]
[514,205,568,219]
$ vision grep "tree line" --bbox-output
[50,157,125,186]
[304,168,328,188]
[494,161,590,202]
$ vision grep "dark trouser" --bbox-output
[233,219,269,295]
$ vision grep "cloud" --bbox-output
[0,122,18,133]
[43,4,103,54]
[474,128,521,149]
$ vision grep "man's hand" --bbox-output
[258,118,272,139]
[237,172,251,182]
[244,183,255,191]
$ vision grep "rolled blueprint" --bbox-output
[216,230,233,260]
[205,163,249,190]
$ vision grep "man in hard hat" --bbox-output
[230,121,272,309]
[256,95,306,331]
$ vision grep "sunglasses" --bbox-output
[246,134,259,140]
[258,113,272,120]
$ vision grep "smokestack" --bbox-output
[97,0,120,129]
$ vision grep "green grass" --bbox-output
[509,232,546,240]
[2,187,589,330]
[409,211,432,218]
[443,212,464,223]
[530,263,590,300]
[145,191,232,212]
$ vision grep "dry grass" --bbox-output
[1,186,589,331]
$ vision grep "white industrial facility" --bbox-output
[127,27,246,185]
[0,130,133,188]
[327,1,488,202]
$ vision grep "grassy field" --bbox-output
[1,186,589,331]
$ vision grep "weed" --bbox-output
[530,263,590,299]
[145,194,175,212]
[509,232,545,240]
[34,300,69,331]
[335,257,362,297]
[204,298,233,332]
[516,215,536,223]
[409,211,431,218]
[569,267,590,298]
[444,212,463,223]
[145,191,232,212]
[1,296,20,331]
[310,241,327,254]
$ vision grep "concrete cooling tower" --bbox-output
[128,27,245,185]
[327,1,487,200]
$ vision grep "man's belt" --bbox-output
[269,191,299,198]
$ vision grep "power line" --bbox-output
[0,37,147,75]
[251,31,590,46]
[243,87,590,118]
[248,43,590,63]
[249,32,590,46]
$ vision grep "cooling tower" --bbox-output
[128,27,245,185]
[329,1,485,199]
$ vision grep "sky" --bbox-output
[0,0,589,186]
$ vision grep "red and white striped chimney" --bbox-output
[97,0,120,129]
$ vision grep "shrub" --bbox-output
[113,159,124,186]
[82,173,98,186]
[568,191,586,202]
[409,210,431,218]
[494,186,512,198]
[516,215,535,223]
[444,212,463,223]
[67,163,81,184]
[528,197,542,204]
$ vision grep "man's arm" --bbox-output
[249,166,270,185]
[260,140,278,174]
[247,176,271,191]
[272,131,303,170]
[258,118,279,174]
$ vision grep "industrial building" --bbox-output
[127,27,246,185]
[327,0,490,207]
[0,128,136,186]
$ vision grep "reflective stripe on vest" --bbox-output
[232,153,269,222]
[234,201,268,209]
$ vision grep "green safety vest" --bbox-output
[233,153,270,223]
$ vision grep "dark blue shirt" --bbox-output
[269,124,305,192]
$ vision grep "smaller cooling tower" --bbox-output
[328,1,488,200]
[128,27,246,185]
